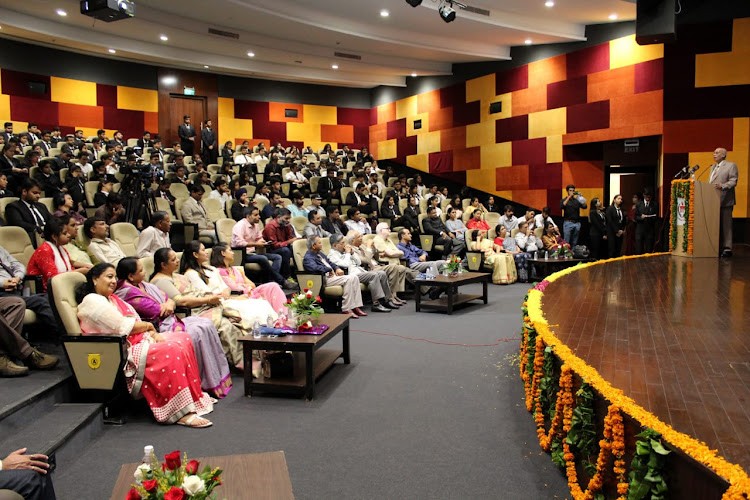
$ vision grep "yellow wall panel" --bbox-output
[609,35,664,70]
[378,139,397,159]
[406,153,429,172]
[0,94,10,123]
[734,117,749,150]
[219,118,253,146]
[417,131,441,155]
[466,168,498,194]
[466,74,495,103]
[696,18,750,88]
[396,95,418,120]
[286,122,321,143]
[497,190,513,200]
[50,77,97,106]
[529,108,566,139]
[303,104,337,125]
[465,121,495,148]
[547,134,563,163]
[407,112,429,136]
[480,142,512,169]
[117,86,158,112]
[218,97,234,120]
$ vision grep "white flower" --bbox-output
[133,463,151,484]
[297,293,305,301]
[182,475,206,496]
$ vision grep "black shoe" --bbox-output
[428,287,443,300]
[281,281,299,291]
[383,300,400,309]
[371,303,392,313]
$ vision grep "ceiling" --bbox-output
[0,0,636,88]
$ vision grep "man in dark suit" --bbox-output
[709,147,739,257]
[402,196,421,235]
[155,179,177,216]
[26,123,41,144]
[39,131,53,157]
[136,131,153,151]
[317,167,341,205]
[635,188,658,254]
[422,206,465,258]
[0,144,28,191]
[201,119,218,165]
[1,122,14,144]
[605,194,626,258]
[178,115,196,157]
[5,179,51,239]
[345,183,373,215]
[321,206,347,236]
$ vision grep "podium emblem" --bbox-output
[676,197,686,226]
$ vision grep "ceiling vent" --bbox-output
[334,51,362,61]
[208,28,240,39]
[463,5,490,16]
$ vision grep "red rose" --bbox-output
[126,488,142,500]
[164,450,181,470]
[303,288,309,292]
[163,487,185,500]
[315,296,322,303]
[142,479,158,492]
[185,459,200,475]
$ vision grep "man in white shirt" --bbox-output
[136,211,171,258]
[233,146,254,167]
[344,208,371,235]
[208,178,231,207]
[534,206,556,230]
[84,217,126,266]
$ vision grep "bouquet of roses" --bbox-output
[127,451,222,500]
[287,288,324,330]
[443,254,463,274]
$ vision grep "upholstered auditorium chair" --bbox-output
[109,222,140,257]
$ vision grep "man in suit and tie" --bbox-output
[0,144,29,193]
[201,119,218,165]
[39,131,53,157]
[1,123,14,144]
[25,123,40,144]
[709,147,739,257]
[635,187,658,254]
[180,183,216,245]
[317,167,341,205]
[5,179,51,240]
[178,115,196,157]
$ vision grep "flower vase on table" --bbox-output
[287,289,324,332]
[444,255,462,277]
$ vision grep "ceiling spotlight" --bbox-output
[247,51,255,57]
[411,72,417,77]
[159,34,169,41]
[545,0,554,7]
[608,13,618,20]
[203,65,209,69]
[331,64,339,70]
[108,48,116,54]
[380,9,390,17]
[56,8,68,16]
[524,39,532,45]
[405,0,422,6]
[438,1,456,23]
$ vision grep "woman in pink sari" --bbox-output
[77,263,214,428]
[114,257,232,398]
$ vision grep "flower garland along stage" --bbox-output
[520,253,750,499]
[669,180,695,254]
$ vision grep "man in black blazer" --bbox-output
[1,122,14,144]
[402,196,421,235]
[422,206,465,258]
[201,119,217,165]
[178,115,196,157]
[5,179,51,239]
[136,131,153,151]
[345,183,373,215]
[605,194,626,258]
[635,188,658,254]
[0,144,28,191]
[39,131,53,157]
[317,168,341,205]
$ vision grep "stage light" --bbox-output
[405,0,422,6]
[438,1,456,22]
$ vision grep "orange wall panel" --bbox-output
[321,124,354,144]
[562,161,604,188]
[144,112,159,134]
[377,102,396,124]
[511,86,547,117]
[528,55,567,87]
[610,90,662,129]
[428,107,453,132]
[269,102,303,123]
[58,103,103,128]
[369,123,388,144]
[496,165,529,190]
[440,127,466,152]
[452,147,480,171]
[417,89,441,114]
[587,65,635,103]
[512,189,548,209]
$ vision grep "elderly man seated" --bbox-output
[347,228,408,306]
[396,228,445,300]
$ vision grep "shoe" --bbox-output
[342,310,360,319]
[353,307,369,317]
[428,287,443,300]
[281,281,299,291]
[0,354,29,377]
[371,303,391,313]
[25,349,59,370]
[384,301,400,309]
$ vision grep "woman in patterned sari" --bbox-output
[115,257,232,398]
[77,263,213,427]
[467,229,517,285]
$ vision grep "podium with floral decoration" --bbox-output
[669,179,720,258]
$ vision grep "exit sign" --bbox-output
[183,86,196,96]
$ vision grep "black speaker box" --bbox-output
[636,0,676,45]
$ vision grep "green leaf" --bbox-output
[650,439,671,455]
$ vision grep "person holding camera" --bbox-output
[560,184,587,247]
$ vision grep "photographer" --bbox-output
[560,184,587,247]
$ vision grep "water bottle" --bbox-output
[142,445,156,465]
[252,320,262,339]
[544,251,548,260]
[533,251,538,260]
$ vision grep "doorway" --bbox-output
[167,95,207,152]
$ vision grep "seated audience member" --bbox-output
[150,248,246,371]
[468,197,487,215]
[84,217,126,266]
[231,207,292,290]
[0,143,28,191]
[285,163,309,194]
[136,211,171,258]
[27,217,89,291]
[0,172,14,198]
[155,179,177,216]
[498,205,518,233]
[495,224,529,282]
[534,206,556,231]
[231,188,251,222]
[61,216,93,269]
[93,179,113,208]
[114,258,232,398]
[220,141,234,163]
[180,183,217,245]
[303,210,331,239]
[64,165,86,210]
[0,244,59,333]
[5,179,51,237]
[261,192,284,221]
[303,236,365,319]
[77,263,214,427]
[208,178,231,207]
[396,228,445,277]
[344,208,371,235]
[261,207,299,282]
[514,220,539,254]
[345,183,373,216]
[522,209,537,232]
[426,195,443,218]
[445,207,467,240]
[94,192,126,225]
[327,234,394,313]
[467,229,516,285]
[306,193,326,218]
[0,445,56,498]
[209,243,289,312]
[34,160,64,197]
[486,196,499,213]
[53,193,85,225]
[422,206,465,258]
[448,195,463,220]
[321,206,347,236]
[350,228,409,305]
[380,195,403,227]
[465,209,490,235]
[317,167,341,205]
[541,222,571,254]
[286,191,308,218]
[402,195,421,235]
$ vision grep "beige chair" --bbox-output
[340,187,354,204]
[84,181,99,207]
[174,198,186,222]
[225,199,235,218]
[291,216,308,236]
[39,197,55,214]
[417,214,445,255]
[154,197,172,215]
[0,197,20,222]
[215,218,263,275]
[485,212,501,227]
[202,197,224,223]
[310,176,321,193]
[169,183,190,201]
[109,222,140,257]
[139,256,154,280]
[0,226,40,326]
[291,239,342,305]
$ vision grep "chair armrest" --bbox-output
[465,251,484,272]
[419,234,434,251]
[22,274,43,294]
[295,272,326,297]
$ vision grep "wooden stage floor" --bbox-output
[541,253,750,474]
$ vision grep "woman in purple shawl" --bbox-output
[114,257,232,398]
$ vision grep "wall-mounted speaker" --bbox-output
[636,0,676,45]
[284,109,298,118]
[489,101,502,114]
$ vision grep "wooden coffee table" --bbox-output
[239,313,350,400]
[110,451,294,500]
[413,271,490,314]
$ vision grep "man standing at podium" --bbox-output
[710,147,738,258]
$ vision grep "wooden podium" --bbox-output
[670,179,720,258]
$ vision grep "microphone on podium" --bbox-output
[673,165,688,179]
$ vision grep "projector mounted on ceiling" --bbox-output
[80,0,135,22]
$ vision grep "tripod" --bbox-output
[120,172,156,227]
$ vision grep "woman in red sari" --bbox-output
[27,215,89,291]
[77,263,214,427]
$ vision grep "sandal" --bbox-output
[176,414,212,428]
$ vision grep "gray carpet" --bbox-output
[54,282,570,499]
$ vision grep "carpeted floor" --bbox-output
[55,282,570,499]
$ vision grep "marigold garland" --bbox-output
[520,252,750,499]
[669,180,695,254]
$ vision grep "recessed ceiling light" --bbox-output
[544,0,554,7]
[608,13,618,20]
[108,49,116,54]
[331,64,339,70]
[380,9,390,17]
[203,65,209,69]
[411,72,417,77]
[56,8,67,16]
[524,39,533,45]
[159,34,169,41]
[247,51,255,57]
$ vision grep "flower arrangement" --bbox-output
[127,451,222,500]
[669,180,694,254]
[443,254,463,274]
[550,245,573,259]
[287,288,324,329]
